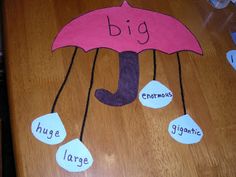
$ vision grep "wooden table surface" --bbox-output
[3,0,236,177]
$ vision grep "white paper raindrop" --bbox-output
[139,80,173,109]
[168,114,203,144]
[31,113,66,145]
[56,138,93,172]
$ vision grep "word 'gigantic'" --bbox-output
[63,149,89,168]
[142,92,173,99]
[107,16,150,44]
[171,124,201,136]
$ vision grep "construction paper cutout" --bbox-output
[231,32,236,45]
[95,51,139,106]
[31,113,66,145]
[168,114,203,144]
[52,1,202,107]
[226,50,236,70]
[52,1,202,54]
[56,139,93,172]
[139,80,173,109]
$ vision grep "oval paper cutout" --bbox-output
[226,50,236,70]
[168,114,203,144]
[139,80,173,109]
[31,113,66,145]
[231,32,236,45]
[56,139,93,172]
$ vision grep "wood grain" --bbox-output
[2,0,236,176]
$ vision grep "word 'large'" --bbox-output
[63,149,89,168]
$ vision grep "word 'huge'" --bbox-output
[35,122,60,139]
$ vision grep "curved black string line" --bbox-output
[153,50,156,80]
[51,47,78,113]
[80,48,99,142]
[177,52,186,115]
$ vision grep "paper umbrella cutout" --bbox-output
[31,1,203,173]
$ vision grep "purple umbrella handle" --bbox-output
[95,51,139,106]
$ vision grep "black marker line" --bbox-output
[153,50,156,80]
[80,48,99,142]
[177,52,186,115]
[231,55,234,63]
[51,47,78,113]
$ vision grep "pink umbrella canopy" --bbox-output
[52,1,202,107]
[52,1,202,54]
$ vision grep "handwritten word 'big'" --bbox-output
[107,16,150,45]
